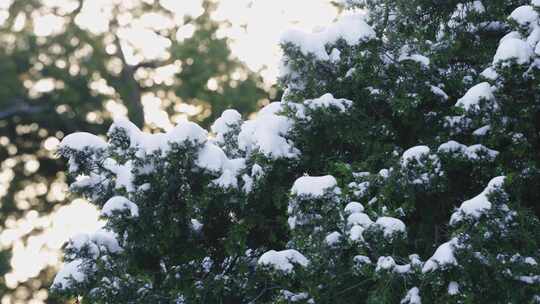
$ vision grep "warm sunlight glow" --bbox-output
[2,1,340,302]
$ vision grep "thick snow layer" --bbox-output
[347,212,373,227]
[258,249,309,273]
[60,132,108,151]
[375,217,406,237]
[280,13,375,60]
[195,143,246,188]
[353,255,371,265]
[344,202,364,214]
[401,145,430,167]
[196,143,228,172]
[211,109,241,134]
[438,140,498,160]
[480,67,498,80]
[167,121,208,145]
[401,287,421,304]
[102,196,139,218]
[108,117,208,154]
[376,256,396,271]
[304,93,352,112]
[349,225,365,241]
[398,53,430,66]
[108,117,165,153]
[473,125,491,136]
[211,109,242,143]
[450,176,505,224]
[52,260,85,290]
[325,231,342,246]
[91,229,122,253]
[430,86,449,100]
[422,238,458,272]
[69,234,99,258]
[467,144,499,159]
[530,28,540,49]
[191,219,203,232]
[493,38,533,65]
[448,281,460,295]
[291,175,337,197]
[238,102,299,159]
[103,158,134,192]
[455,82,494,111]
[212,157,246,189]
[509,6,539,26]
[68,229,122,260]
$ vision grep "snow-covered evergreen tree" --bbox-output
[52,1,540,303]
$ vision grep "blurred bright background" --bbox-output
[0,0,339,303]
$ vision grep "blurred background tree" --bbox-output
[0,0,271,302]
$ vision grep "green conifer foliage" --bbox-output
[53,1,540,303]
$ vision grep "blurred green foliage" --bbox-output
[0,0,269,302]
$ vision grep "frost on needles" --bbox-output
[53,1,540,303]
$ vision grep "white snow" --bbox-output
[375,217,406,238]
[329,48,341,62]
[211,109,242,143]
[325,231,342,246]
[349,225,365,241]
[401,145,430,167]
[376,256,396,271]
[101,196,139,218]
[422,238,458,272]
[430,86,449,100]
[68,229,122,259]
[509,6,539,27]
[195,143,246,189]
[344,202,364,214]
[89,229,122,253]
[304,93,352,112]
[399,53,430,67]
[211,158,246,189]
[60,132,108,151]
[167,121,208,145]
[238,102,299,159]
[480,67,498,80]
[455,82,494,111]
[437,140,498,160]
[437,140,466,154]
[191,219,203,232]
[347,212,373,227]
[258,249,309,273]
[108,117,209,154]
[69,234,99,258]
[108,117,165,153]
[353,255,371,264]
[103,158,134,193]
[280,13,375,61]
[448,281,460,295]
[291,175,338,197]
[52,260,86,290]
[401,287,421,304]
[493,38,533,65]
[466,144,499,159]
[473,125,491,136]
[196,143,228,172]
[450,176,505,225]
[448,1,485,29]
